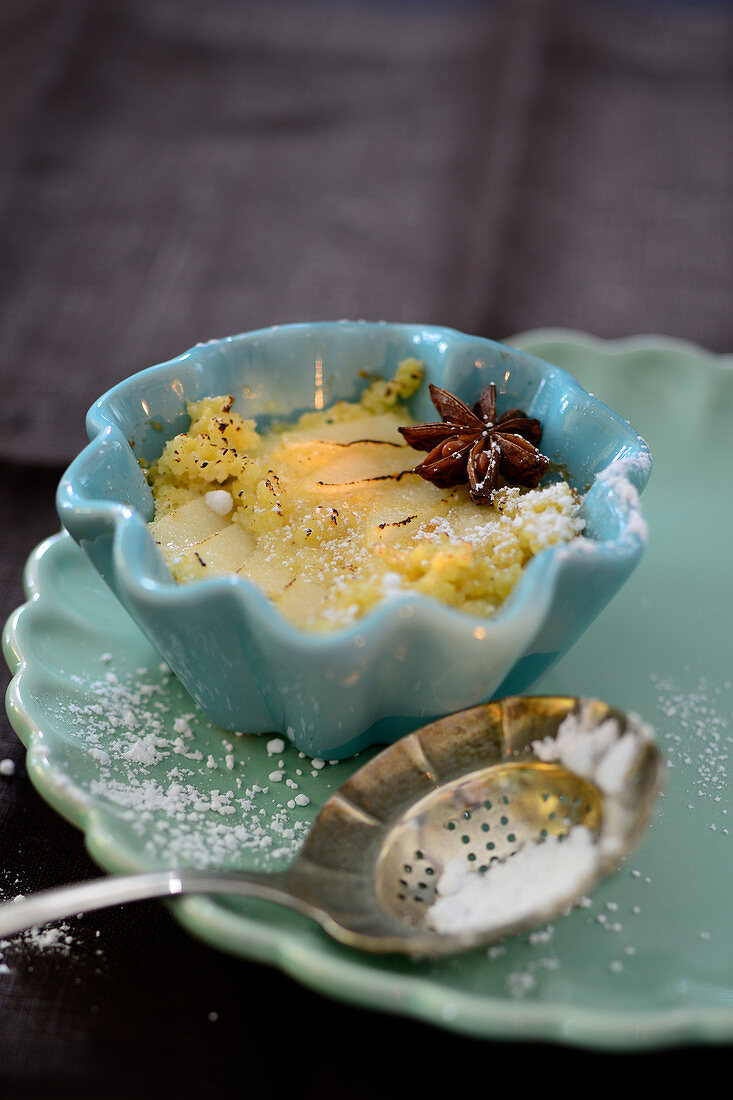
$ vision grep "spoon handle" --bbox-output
[0,868,310,938]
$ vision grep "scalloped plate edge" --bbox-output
[505,328,733,369]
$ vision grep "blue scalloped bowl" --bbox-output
[57,322,650,757]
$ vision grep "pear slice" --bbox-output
[184,524,256,576]
[150,497,230,551]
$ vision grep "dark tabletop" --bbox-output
[1,0,732,1095]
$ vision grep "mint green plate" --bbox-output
[4,332,733,1049]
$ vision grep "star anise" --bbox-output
[398,382,549,504]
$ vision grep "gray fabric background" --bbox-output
[0,0,731,1094]
[2,0,732,464]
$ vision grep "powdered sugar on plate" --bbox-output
[59,657,343,872]
[651,672,732,835]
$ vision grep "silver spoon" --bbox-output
[0,696,663,956]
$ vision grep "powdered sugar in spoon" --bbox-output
[0,697,662,956]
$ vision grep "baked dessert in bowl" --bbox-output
[57,322,650,758]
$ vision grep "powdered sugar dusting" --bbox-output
[428,826,598,935]
[58,658,342,871]
[0,870,106,977]
[531,701,652,795]
[596,456,649,545]
[651,672,732,834]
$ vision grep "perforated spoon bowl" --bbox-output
[0,697,663,955]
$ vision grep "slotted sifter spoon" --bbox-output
[0,696,663,955]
